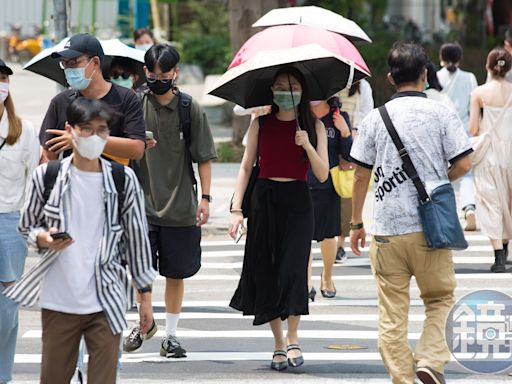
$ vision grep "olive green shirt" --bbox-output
[139,93,217,227]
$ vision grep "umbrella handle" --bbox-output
[287,74,301,131]
[345,61,354,90]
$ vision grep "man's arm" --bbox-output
[103,136,145,160]
[196,160,212,226]
[350,165,373,256]
[448,155,472,182]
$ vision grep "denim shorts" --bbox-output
[0,212,27,283]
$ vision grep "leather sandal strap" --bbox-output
[273,350,287,357]
[287,344,301,352]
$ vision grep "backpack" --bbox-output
[42,160,126,220]
[140,90,198,192]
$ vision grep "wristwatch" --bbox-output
[349,222,364,230]
[201,194,212,202]
[138,285,152,294]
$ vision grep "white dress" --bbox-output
[473,103,512,240]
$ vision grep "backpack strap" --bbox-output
[42,160,61,204]
[110,162,126,221]
[177,91,198,193]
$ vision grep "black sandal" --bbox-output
[287,344,304,367]
[270,350,288,371]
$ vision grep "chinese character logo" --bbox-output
[446,290,512,374]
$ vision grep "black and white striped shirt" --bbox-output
[4,156,156,334]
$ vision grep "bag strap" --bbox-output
[0,139,6,151]
[42,160,62,204]
[177,92,197,192]
[378,105,430,204]
[110,162,126,220]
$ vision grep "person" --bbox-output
[335,79,373,263]
[307,96,352,300]
[437,42,478,231]
[424,61,456,109]
[40,33,146,166]
[109,56,140,90]
[4,97,156,384]
[468,47,512,273]
[350,42,472,384]
[0,59,39,384]
[486,27,512,83]
[134,28,155,51]
[123,44,217,358]
[229,67,328,371]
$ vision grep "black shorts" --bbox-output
[311,187,341,242]
[149,224,201,279]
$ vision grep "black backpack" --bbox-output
[140,90,197,192]
[42,160,125,219]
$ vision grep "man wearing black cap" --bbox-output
[40,33,146,164]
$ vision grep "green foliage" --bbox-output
[215,141,245,163]
[179,0,231,75]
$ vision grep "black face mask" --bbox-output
[148,80,173,95]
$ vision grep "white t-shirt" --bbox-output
[39,166,105,314]
[437,67,478,131]
[350,92,472,236]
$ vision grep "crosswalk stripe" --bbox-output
[125,313,426,321]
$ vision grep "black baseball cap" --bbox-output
[51,33,104,61]
[0,59,13,75]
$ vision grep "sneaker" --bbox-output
[464,210,477,231]
[123,319,158,353]
[70,368,84,384]
[335,247,347,264]
[416,366,446,384]
[160,335,187,358]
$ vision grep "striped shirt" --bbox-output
[4,156,156,334]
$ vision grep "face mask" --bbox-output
[309,100,322,107]
[148,74,176,95]
[0,82,8,103]
[273,91,301,110]
[64,59,95,91]
[111,75,134,89]
[72,128,107,160]
[135,44,152,51]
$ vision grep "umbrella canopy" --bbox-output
[252,6,372,43]
[207,44,370,109]
[228,24,370,74]
[24,37,146,88]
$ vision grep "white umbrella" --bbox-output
[252,6,372,43]
[24,38,146,87]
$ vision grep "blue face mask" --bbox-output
[64,59,95,91]
[111,75,134,89]
[273,91,301,110]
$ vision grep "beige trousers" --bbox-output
[369,232,456,384]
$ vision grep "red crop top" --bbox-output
[257,114,309,181]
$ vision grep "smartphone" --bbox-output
[234,225,245,244]
[145,131,154,140]
[50,232,72,241]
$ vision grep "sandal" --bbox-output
[270,350,287,371]
[287,344,304,367]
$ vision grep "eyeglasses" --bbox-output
[76,125,110,139]
[146,72,173,84]
[59,57,92,70]
[112,73,132,80]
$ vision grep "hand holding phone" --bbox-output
[50,232,72,241]
[234,224,245,244]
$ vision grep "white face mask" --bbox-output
[0,82,9,103]
[135,43,152,52]
[72,129,107,160]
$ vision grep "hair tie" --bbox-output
[497,60,506,67]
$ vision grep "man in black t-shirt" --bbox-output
[40,33,145,164]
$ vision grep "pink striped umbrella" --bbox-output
[228,24,370,75]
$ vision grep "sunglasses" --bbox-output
[111,73,132,80]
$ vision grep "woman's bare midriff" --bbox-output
[268,177,298,182]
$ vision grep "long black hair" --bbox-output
[426,61,443,91]
[270,66,317,149]
[440,43,462,73]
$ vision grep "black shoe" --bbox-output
[416,366,446,384]
[491,250,506,273]
[287,344,304,368]
[504,243,510,264]
[308,287,316,302]
[123,319,158,353]
[335,247,347,263]
[270,350,287,371]
[160,335,187,358]
[320,272,336,298]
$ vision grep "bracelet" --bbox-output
[230,209,243,213]
[349,222,364,230]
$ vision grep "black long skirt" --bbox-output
[229,179,314,325]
